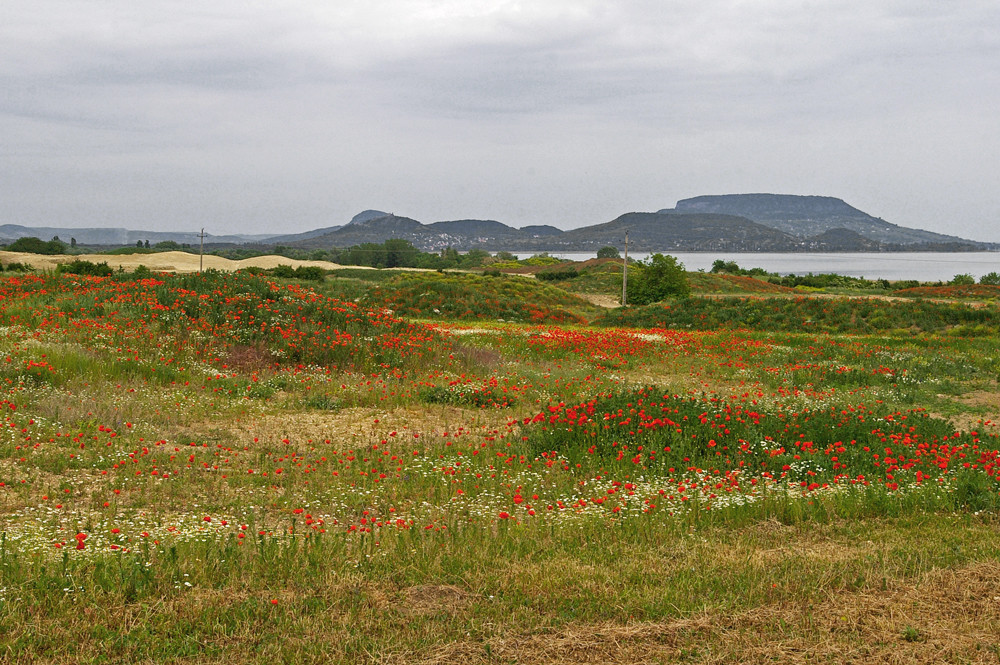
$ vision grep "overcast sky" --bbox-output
[2,1,998,241]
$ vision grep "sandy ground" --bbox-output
[0,250,367,274]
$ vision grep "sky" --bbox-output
[2,1,998,241]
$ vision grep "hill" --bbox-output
[665,194,980,246]
[558,212,803,251]
[263,225,344,245]
[287,215,557,252]
[348,210,390,225]
[804,228,883,251]
[427,219,525,239]
[305,215,433,248]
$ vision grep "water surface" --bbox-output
[514,252,1000,282]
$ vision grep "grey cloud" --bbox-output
[0,0,997,240]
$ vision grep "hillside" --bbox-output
[805,228,883,251]
[304,215,433,248]
[665,194,978,246]
[281,208,989,253]
[288,215,555,251]
[559,212,802,251]
[427,219,525,238]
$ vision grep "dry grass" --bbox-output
[229,404,520,451]
[930,383,1000,431]
[399,584,476,617]
[395,561,1000,664]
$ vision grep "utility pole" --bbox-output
[621,230,628,306]
[198,228,206,273]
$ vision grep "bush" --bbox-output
[268,265,325,281]
[57,260,114,277]
[537,268,579,281]
[710,259,740,274]
[597,246,620,259]
[626,254,690,305]
[293,266,326,281]
[980,272,1000,286]
[271,264,296,279]
[950,273,976,286]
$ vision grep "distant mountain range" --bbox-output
[667,194,968,246]
[268,195,992,252]
[0,225,269,246]
[2,195,994,253]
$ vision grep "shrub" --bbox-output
[266,264,326,281]
[950,273,976,286]
[626,254,690,305]
[537,268,579,281]
[980,272,1000,286]
[57,260,114,277]
[293,266,326,281]
[597,246,620,259]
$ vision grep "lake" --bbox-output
[513,252,1000,282]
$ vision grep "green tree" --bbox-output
[710,259,741,274]
[597,246,620,259]
[346,243,385,267]
[626,253,690,305]
[7,236,68,255]
[458,249,490,268]
[383,238,419,268]
[979,272,1000,286]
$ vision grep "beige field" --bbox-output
[0,250,363,273]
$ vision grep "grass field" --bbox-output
[1,267,999,664]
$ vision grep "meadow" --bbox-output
[1,264,999,664]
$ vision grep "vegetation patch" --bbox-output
[366,272,594,324]
[895,284,1000,299]
[595,295,1000,334]
[688,272,799,295]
